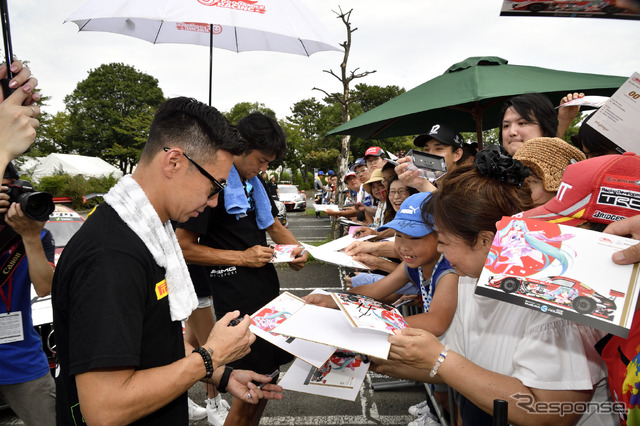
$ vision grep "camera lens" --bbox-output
[17,192,55,222]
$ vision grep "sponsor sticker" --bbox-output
[155,280,168,300]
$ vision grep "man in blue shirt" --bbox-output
[0,163,56,426]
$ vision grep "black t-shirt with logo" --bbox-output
[179,180,280,317]
[52,204,187,425]
[179,181,293,373]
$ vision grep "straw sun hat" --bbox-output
[513,137,586,192]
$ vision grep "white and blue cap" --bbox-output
[377,192,434,237]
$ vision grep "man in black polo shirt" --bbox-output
[177,112,308,425]
[52,98,282,425]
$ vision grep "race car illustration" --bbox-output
[510,0,624,14]
[487,275,624,320]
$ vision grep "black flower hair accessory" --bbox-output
[475,147,530,188]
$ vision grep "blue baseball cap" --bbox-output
[350,158,366,170]
[317,171,325,176]
[377,192,434,237]
[328,170,335,176]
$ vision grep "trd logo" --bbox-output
[598,187,640,211]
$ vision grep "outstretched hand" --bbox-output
[387,327,442,369]
[302,293,338,309]
[226,369,284,404]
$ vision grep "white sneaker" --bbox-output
[408,413,440,426]
[206,395,231,426]
[408,399,430,417]
[188,397,207,421]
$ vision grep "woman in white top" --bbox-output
[373,149,615,426]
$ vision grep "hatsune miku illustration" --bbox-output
[251,306,292,334]
[486,219,576,277]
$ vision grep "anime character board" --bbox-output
[248,292,336,368]
[476,217,640,337]
[331,292,408,334]
[278,351,370,401]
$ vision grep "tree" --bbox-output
[313,8,375,225]
[225,101,276,125]
[64,63,165,173]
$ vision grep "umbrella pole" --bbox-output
[472,103,484,150]
[209,24,213,106]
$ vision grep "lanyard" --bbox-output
[0,240,26,313]
[0,276,12,313]
[417,254,443,313]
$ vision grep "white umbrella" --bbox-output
[65,0,341,104]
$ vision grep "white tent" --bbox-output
[31,153,123,181]
[15,156,45,176]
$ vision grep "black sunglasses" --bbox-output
[163,147,226,198]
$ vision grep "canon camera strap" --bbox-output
[0,225,25,289]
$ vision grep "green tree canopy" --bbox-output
[224,101,277,125]
[64,63,165,173]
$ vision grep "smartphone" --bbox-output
[253,369,279,389]
[407,149,448,181]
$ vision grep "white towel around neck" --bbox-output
[104,175,198,321]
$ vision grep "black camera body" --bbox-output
[2,179,55,222]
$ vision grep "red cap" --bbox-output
[364,146,384,158]
[521,153,640,226]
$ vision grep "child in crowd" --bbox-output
[373,148,616,425]
[306,192,459,425]
[513,136,585,206]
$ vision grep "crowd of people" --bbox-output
[306,88,640,426]
[1,10,640,422]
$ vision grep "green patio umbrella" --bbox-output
[328,56,626,146]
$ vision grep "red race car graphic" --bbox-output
[487,275,624,320]
[510,0,624,14]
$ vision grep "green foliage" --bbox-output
[352,83,405,113]
[225,102,277,125]
[36,174,118,210]
[33,111,71,156]
[561,112,585,146]
[64,63,165,172]
[461,128,500,147]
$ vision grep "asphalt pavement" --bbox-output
[0,205,427,426]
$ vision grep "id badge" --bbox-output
[0,311,24,344]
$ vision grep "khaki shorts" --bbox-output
[0,372,56,426]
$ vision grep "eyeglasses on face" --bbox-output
[388,189,409,197]
[163,147,226,198]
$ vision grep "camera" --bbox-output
[2,180,54,222]
[405,149,448,182]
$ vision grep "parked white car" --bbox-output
[277,184,306,211]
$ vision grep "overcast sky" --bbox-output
[8,0,640,121]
